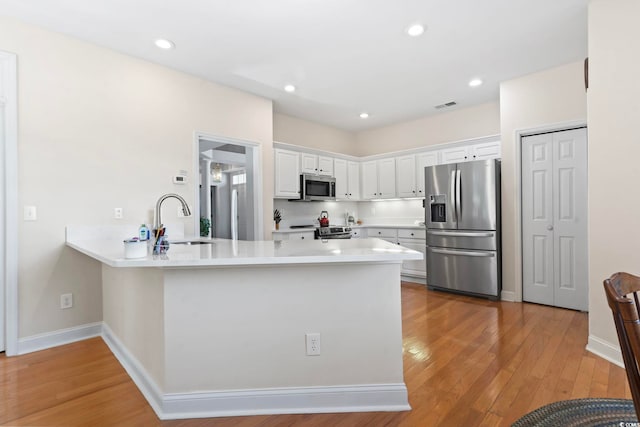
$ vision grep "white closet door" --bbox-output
[522,133,555,306]
[522,128,588,311]
[552,129,588,311]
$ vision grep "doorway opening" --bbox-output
[194,133,262,241]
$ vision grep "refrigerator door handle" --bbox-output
[455,169,461,221]
[428,231,494,238]
[431,248,495,257]
[450,170,457,221]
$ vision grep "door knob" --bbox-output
[547,225,554,231]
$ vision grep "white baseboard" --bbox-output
[18,322,103,355]
[160,384,410,420]
[587,335,624,368]
[102,322,409,420]
[402,275,426,285]
[501,290,516,302]
[101,323,165,417]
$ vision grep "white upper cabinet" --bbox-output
[362,159,396,199]
[300,153,317,174]
[471,140,501,160]
[397,151,439,198]
[440,146,470,164]
[360,161,378,199]
[334,159,360,200]
[440,140,501,164]
[301,153,334,176]
[334,158,348,199]
[273,137,498,201]
[274,148,300,199]
[416,151,439,196]
[318,156,334,176]
[396,154,417,198]
[347,161,360,200]
[377,158,396,198]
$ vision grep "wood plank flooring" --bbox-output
[0,282,629,426]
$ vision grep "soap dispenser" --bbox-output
[139,223,149,241]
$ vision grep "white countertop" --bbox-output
[66,227,422,268]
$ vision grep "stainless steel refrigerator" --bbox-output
[424,159,501,299]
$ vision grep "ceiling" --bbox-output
[0,0,589,131]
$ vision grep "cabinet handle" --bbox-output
[301,236,305,239]
[410,233,414,236]
[412,190,416,193]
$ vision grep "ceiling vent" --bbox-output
[435,101,457,109]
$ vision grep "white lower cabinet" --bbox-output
[397,229,426,279]
[275,231,314,241]
[369,228,397,244]
[350,228,366,239]
[368,228,426,280]
[289,232,314,241]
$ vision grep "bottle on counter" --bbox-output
[139,223,149,241]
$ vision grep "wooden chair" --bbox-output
[604,272,640,418]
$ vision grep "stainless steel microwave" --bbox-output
[290,174,336,201]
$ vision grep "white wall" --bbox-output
[355,102,500,156]
[587,0,640,358]
[273,113,358,156]
[0,17,273,338]
[499,61,587,298]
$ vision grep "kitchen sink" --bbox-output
[171,240,214,245]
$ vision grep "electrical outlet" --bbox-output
[60,293,73,309]
[305,333,321,356]
[114,207,123,219]
[24,206,37,221]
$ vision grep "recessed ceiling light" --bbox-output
[284,84,296,93]
[360,113,369,119]
[469,78,483,87]
[406,24,425,37]
[155,39,175,50]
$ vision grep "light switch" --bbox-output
[24,206,37,221]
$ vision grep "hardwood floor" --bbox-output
[0,283,629,426]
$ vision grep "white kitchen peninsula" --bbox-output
[66,226,421,420]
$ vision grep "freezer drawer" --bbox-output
[426,229,497,251]
[426,246,499,298]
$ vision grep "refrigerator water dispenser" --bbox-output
[429,195,447,222]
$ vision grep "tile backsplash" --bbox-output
[273,199,424,228]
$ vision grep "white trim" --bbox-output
[18,322,102,355]
[0,51,18,356]
[587,334,624,368]
[501,290,516,302]
[402,275,426,285]
[101,323,165,416]
[193,131,264,240]
[515,120,587,303]
[103,321,408,420]
[160,384,410,420]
